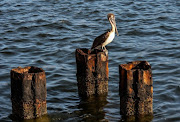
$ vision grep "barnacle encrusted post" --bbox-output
[119,61,153,116]
[76,48,109,97]
[11,66,47,119]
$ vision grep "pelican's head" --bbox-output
[107,13,119,36]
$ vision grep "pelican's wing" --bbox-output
[91,31,110,49]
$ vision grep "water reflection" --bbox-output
[120,115,153,122]
[11,114,50,122]
[78,95,108,121]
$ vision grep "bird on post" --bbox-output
[91,13,119,51]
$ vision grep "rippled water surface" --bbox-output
[0,0,180,121]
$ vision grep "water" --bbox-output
[0,0,180,121]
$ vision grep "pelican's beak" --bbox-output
[115,22,119,36]
[111,17,119,36]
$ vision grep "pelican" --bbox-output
[91,13,119,51]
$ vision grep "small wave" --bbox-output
[16,26,32,32]
[125,29,160,36]
[60,20,72,26]
[36,33,54,38]
[156,16,169,21]
[159,25,179,31]
[42,22,70,30]
[0,51,17,56]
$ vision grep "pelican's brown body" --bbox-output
[91,13,119,50]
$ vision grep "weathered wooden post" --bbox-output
[119,61,153,116]
[75,48,109,97]
[11,66,47,119]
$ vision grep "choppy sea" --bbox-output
[0,0,180,121]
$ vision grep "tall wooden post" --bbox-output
[119,61,153,116]
[75,48,109,97]
[11,66,47,119]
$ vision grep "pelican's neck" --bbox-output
[109,19,115,33]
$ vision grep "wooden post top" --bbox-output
[119,61,151,71]
[76,48,108,63]
[11,66,45,74]
[76,48,108,55]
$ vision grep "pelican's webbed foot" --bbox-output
[102,46,108,56]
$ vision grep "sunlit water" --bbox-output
[0,0,180,121]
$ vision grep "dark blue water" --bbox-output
[0,0,180,121]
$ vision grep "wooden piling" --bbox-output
[75,48,109,97]
[119,61,153,116]
[11,66,47,119]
